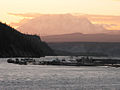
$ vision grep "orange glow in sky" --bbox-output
[0,0,120,30]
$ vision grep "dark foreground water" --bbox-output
[0,58,120,90]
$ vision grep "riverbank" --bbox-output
[7,56,120,67]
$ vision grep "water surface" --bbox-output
[0,58,120,90]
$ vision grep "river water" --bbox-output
[0,58,120,90]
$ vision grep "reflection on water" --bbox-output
[0,58,120,90]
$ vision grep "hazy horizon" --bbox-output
[0,0,120,36]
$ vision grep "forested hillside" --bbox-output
[48,42,120,56]
[0,22,54,57]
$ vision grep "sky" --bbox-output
[0,0,120,30]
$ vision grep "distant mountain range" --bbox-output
[17,14,110,36]
[41,33,120,42]
[17,14,120,39]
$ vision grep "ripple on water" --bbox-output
[0,58,120,90]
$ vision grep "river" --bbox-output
[0,58,120,90]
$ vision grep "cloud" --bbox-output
[79,14,120,30]
[10,18,30,28]
[8,13,43,17]
[8,13,42,27]
[102,24,118,27]
[16,14,108,35]
[95,24,119,30]
[9,13,120,30]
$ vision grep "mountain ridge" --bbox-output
[41,32,120,42]
[17,14,108,36]
[0,22,54,57]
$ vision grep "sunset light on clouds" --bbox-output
[0,0,120,35]
[1,1,120,89]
